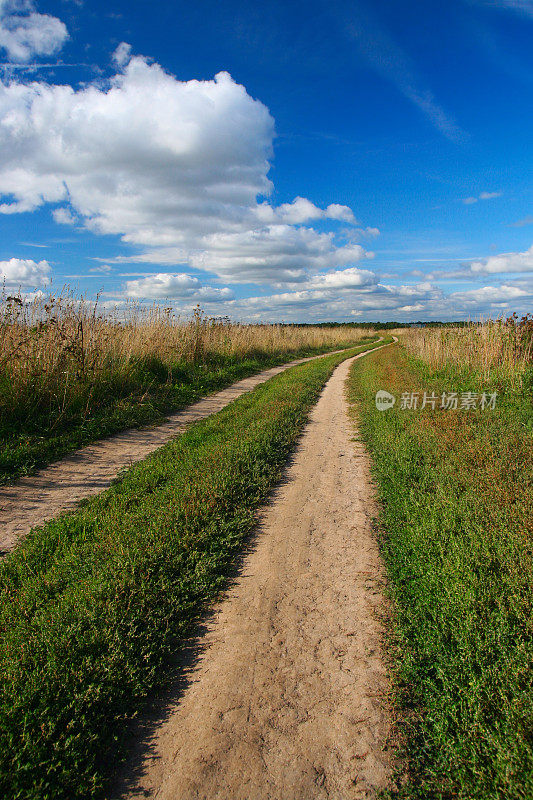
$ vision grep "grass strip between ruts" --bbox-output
[0,336,390,800]
[347,344,533,800]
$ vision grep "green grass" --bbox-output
[347,344,533,800]
[0,337,387,800]
[0,337,377,486]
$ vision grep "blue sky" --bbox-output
[0,0,532,321]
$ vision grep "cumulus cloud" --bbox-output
[0,55,368,285]
[359,226,380,237]
[112,41,132,68]
[305,267,377,290]
[0,0,67,62]
[52,207,77,225]
[123,272,235,301]
[0,257,50,286]
[447,284,529,304]
[469,244,533,273]
[269,197,356,225]
[160,279,445,323]
[157,275,533,323]
[187,227,369,284]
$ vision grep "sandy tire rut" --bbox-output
[116,348,392,800]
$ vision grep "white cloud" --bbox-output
[0,56,367,284]
[112,41,131,68]
[510,215,533,227]
[462,190,501,204]
[52,207,77,225]
[161,280,445,323]
[0,61,274,227]
[469,244,533,273]
[397,304,425,312]
[158,276,532,323]
[305,267,377,290]
[0,0,67,62]
[360,226,380,237]
[271,197,356,225]
[448,284,529,304]
[0,256,50,286]
[123,272,235,301]
[479,191,501,200]
[89,264,112,273]
[188,226,369,284]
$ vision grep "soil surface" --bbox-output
[0,347,370,556]
[115,345,393,800]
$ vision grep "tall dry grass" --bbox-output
[402,316,533,390]
[0,287,373,437]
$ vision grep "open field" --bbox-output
[0,338,390,800]
[0,343,384,556]
[1,315,531,800]
[0,290,373,484]
[403,315,533,391]
[348,318,533,799]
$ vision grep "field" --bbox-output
[0,337,389,800]
[1,309,532,800]
[0,290,372,484]
[348,317,533,799]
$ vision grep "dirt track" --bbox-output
[0,346,370,556]
[116,346,392,800]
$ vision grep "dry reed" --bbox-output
[0,287,373,431]
[402,316,533,389]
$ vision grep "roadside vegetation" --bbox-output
[0,337,388,800]
[348,317,533,800]
[0,288,373,484]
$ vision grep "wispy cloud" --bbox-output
[510,215,533,227]
[0,62,90,71]
[473,1,533,19]
[339,1,465,141]
[89,264,112,274]
[462,190,502,204]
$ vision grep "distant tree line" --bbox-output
[286,320,472,329]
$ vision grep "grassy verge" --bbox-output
[347,344,533,800]
[0,337,387,800]
[0,337,377,486]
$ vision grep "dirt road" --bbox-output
[0,346,377,556]
[116,347,392,800]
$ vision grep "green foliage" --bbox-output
[0,338,385,800]
[348,346,533,800]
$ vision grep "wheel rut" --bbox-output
[115,344,393,800]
